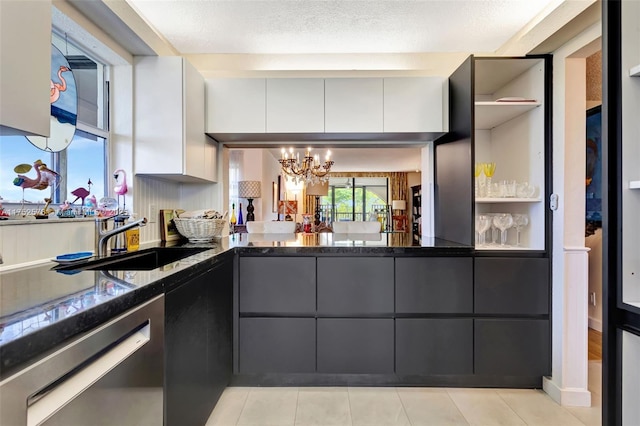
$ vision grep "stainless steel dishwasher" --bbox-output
[0,295,164,426]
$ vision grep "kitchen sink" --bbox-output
[53,247,209,271]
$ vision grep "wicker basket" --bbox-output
[172,218,226,241]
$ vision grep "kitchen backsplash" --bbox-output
[0,175,220,268]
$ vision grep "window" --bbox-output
[320,177,388,223]
[0,32,108,207]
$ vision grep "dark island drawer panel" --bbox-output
[317,257,394,314]
[239,318,316,374]
[396,257,473,313]
[396,318,473,375]
[239,257,316,314]
[474,319,550,377]
[317,318,394,374]
[474,257,549,315]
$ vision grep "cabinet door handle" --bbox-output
[27,321,151,426]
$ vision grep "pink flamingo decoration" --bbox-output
[13,160,60,216]
[113,169,128,213]
[70,179,92,206]
[50,65,70,104]
[13,160,59,190]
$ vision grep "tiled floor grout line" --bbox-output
[442,388,472,426]
[494,388,531,425]
[234,387,252,426]
[293,387,299,426]
[346,387,354,426]
[393,387,413,426]
[347,386,354,426]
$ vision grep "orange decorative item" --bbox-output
[278,200,297,221]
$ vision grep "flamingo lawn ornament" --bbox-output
[50,65,70,104]
[13,160,60,216]
[113,169,128,214]
[13,160,60,190]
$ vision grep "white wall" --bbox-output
[261,150,282,221]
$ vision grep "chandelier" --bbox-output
[279,147,334,185]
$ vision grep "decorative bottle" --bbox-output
[230,203,237,226]
[237,203,244,225]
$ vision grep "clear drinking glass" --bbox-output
[493,213,514,246]
[512,214,529,246]
[483,162,496,197]
[474,163,484,198]
[476,214,492,247]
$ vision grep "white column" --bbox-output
[544,26,600,407]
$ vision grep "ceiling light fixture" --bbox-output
[279,147,334,185]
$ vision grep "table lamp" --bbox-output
[306,182,329,226]
[238,181,261,221]
[392,200,407,232]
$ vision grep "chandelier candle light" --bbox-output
[279,147,334,185]
[238,181,261,222]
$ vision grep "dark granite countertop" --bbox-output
[229,232,472,255]
[0,233,471,377]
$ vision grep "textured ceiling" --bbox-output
[127,0,557,54]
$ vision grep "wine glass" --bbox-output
[512,214,529,246]
[474,163,484,197]
[476,214,492,247]
[493,213,514,246]
[487,213,499,246]
[483,162,496,197]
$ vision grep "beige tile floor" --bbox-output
[206,361,602,426]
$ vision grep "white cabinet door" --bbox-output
[184,58,213,181]
[206,78,266,133]
[0,0,51,136]
[266,78,324,133]
[325,78,383,132]
[384,77,446,133]
[134,56,215,182]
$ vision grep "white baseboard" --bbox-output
[588,317,602,332]
[543,376,592,407]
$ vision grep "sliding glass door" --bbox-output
[603,1,640,424]
[320,177,388,224]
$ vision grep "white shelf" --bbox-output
[475,246,538,251]
[630,64,640,77]
[630,181,640,189]
[476,197,542,203]
[475,101,541,129]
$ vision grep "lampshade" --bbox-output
[392,200,406,210]
[306,182,329,197]
[238,181,261,198]
[278,200,298,214]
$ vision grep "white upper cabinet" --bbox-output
[383,77,446,133]
[134,56,217,183]
[206,78,266,133]
[325,78,383,132]
[266,78,325,133]
[0,0,51,136]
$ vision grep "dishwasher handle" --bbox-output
[27,321,150,426]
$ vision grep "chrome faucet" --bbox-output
[95,215,147,257]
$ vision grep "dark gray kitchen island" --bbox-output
[231,232,549,388]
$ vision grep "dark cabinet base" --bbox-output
[165,258,233,426]
[239,318,316,374]
[235,254,550,389]
[317,319,394,374]
[231,373,544,388]
[396,318,473,375]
